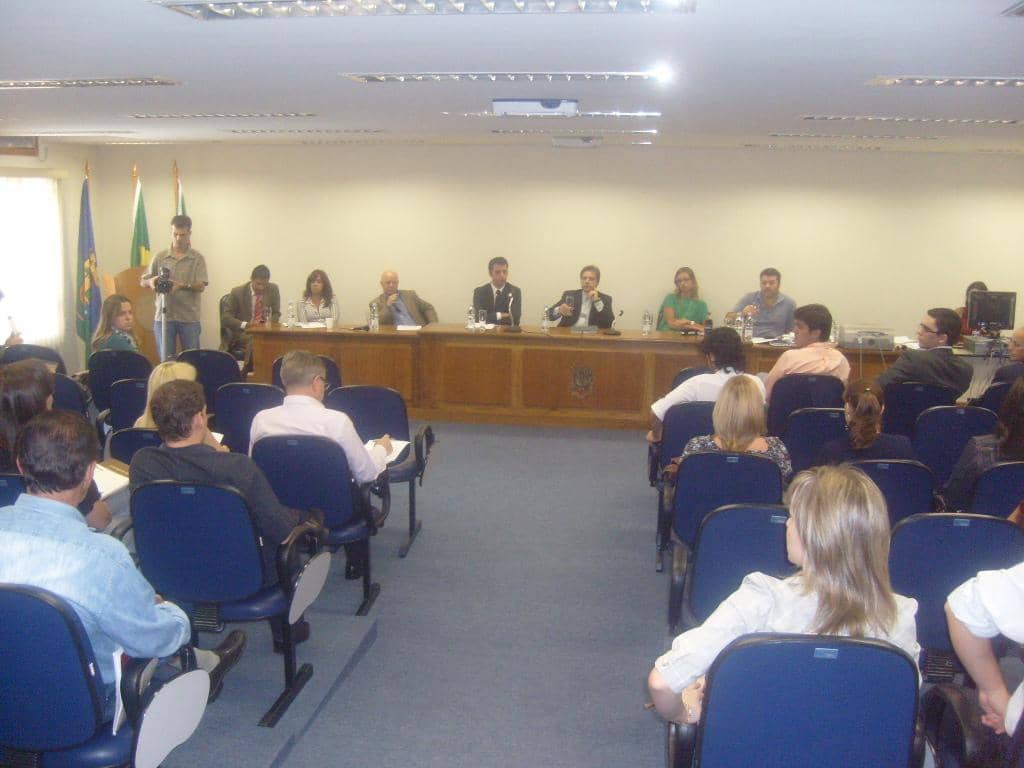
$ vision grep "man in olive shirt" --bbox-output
[142,214,208,360]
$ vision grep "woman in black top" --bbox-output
[819,379,917,465]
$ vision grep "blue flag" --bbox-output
[75,178,101,345]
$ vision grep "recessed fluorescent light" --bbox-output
[342,71,667,84]
[130,112,316,119]
[225,127,385,134]
[491,128,657,135]
[802,115,1020,126]
[868,75,1024,88]
[745,143,884,152]
[0,77,177,90]
[298,138,427,145]
[448,110,661,118]
[552,136,601,148]
[770,132,941,141]
[156,0,696,17]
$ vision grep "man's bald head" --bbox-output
[380,271,400,295]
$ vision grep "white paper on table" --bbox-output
[93,463,130,499]
[751,337,773,344]
[893,336,913,346]
[365,438,410,464]
[297,321,326,329]
[395,324,422,331]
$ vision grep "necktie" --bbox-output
[495,289,502,310]
[253,292,264,325]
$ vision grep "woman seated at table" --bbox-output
[134,361,226,452]
[297,269,339,324]
[671,374,792,482]
[818,379,917,465]
[657,267,709,332]
[0,359,112,529]
[648,463,920,724]
[943,377,1024,511]
[91,294,139,352]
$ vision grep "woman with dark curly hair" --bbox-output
[297,269,339,324]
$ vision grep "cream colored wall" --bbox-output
[7,141,1024,365]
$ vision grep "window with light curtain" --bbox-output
[0,177,64,347]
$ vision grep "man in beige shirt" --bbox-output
[764,303,850,400]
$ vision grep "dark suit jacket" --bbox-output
[994,361,1024,385]
[220,282,281,353]
[370,290,438,326]
[875,347,974,396]
[472,283,522,325]
[546,289,614,329]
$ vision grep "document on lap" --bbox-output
[365,438,409,464]
[94,463,130,499]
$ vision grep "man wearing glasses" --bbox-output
[875,308,974,396]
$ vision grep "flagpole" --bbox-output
[172,160,179,209]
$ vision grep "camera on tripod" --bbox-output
[154,267,173,294]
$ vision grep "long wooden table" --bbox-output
[248,324,900,429]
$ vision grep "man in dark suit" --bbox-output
[472,257,522,326]
[993,327,1024,385]
[547,265,614,329]
[875,307,974,396]
[220,264,281,364]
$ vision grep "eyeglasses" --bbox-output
[918,324,940,335]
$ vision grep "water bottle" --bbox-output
[369,302,380,333]
[742,314,753,342]
[830,319,839,344]
[286,301,297,328]
[541,307,550,331]
[640,310,653,337]
[704,313,713,334]
[465,306,475,330]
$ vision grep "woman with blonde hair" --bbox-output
[648,464,920,724]
[91,294,139,352]
[673,373,791,481]
[134,361,226,451]
[657,267,709,332]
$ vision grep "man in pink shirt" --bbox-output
[764,303,850,400]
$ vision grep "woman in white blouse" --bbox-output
[297,269,340,323]
[648,463,920,724]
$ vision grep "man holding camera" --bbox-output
[141,214,208,360]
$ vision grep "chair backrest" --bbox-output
[683,504,793,626]
[853,459,935,525]
[767,374,844,436]
[970,461,1024,518]
[672,452,783,546]
[890,513,1024,653]
[325,385,411,442]
[272,355,342,391]
[670,366,712,391]
[0,473,27,507]
[251,435,359,530]
[696,634,919,768]
[108,377,149,431]
[176,349,241,413]
[883,381,956,437]
[0,584,104,751]
[657,401,715,474]
[131,481,266,602]
[782,407,847,474]
[108,427,161,464]
[913,405,999,487]
[88,350,152,412]
[218,294,232,349]
[51,373,90,417]
[213,382,284,453]
[976,382,1011,415]
[1,343,67,376]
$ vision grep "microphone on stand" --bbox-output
[505,291,522,333]
[604,309,624,336]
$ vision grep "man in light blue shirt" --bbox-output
[728,267,796,338]
[0,410,245,713]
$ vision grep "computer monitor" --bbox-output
[967,291,1016,333]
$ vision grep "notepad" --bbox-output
[365,439,410,464]
[93,463,129,499]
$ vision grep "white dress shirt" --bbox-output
[650,369,766,421]
[249,394,387,484]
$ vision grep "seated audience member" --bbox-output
[0,410,246,715]
[671,374,792,482]
[763,303,850,400]
[819,379,917,465]
[370,270,438,326]
[547,265,614,330]
[472,257,522,326]
[0,359,111,529]
[725,267,796,338]
[648,464,920,724]
[945,561,1024,745]
[875,307,974,397]
[91,293,139,352]
[134,361,226,451]
[657,267,708,333]
[297,269,339,324]
[648,327,764,443]
[221,264,281,362]
[993,326,1024,385]
[958,280,988,337]
[942,377,1024,511]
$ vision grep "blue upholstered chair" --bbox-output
[974,381,1011,416]
[782,407,847,474]
[883,381,956,437]
[970,461,1024,518]
[325,385,434,557]
[213,382,284,453]
[0,583,210,767]
[766,373,844,437]
[87,350,152,414]
[130,481,330,727]
[52,373,90,419]
[252,435,380,613]
[1,343,67,375]
[272,355,341,391]
[668,634,921,768]
[176,349,240,419]
[107,427,161,464]
[853,459,937,526]
[913,405,999,487]
[0,473,26,507]
[103,377,148,432]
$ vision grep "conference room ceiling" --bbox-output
[1,0,1023,154]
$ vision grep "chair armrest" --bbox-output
[667,722,696,768]
[108,517,134,541]
[274,519,326,594]
[922,683,998,767]
[414,424,435,484]
[370,469,391,528]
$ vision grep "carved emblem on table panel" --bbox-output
[570,362,594,399]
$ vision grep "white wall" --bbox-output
[6,141,1024,360]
